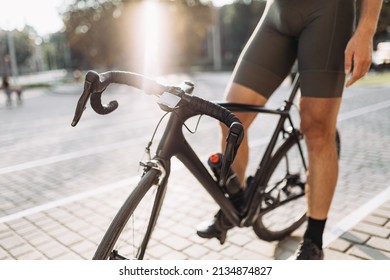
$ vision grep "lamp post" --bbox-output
[211,5,222,71]
[7,30,19,81]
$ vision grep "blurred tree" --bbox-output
[62,0,123,68]
[166,0,213,69]
[0,28,35,73]
[219,0,266,66]
[375,0,390,44]
[13,30,35,67]
[62,0,213,72]
[43,33,71,70]
[355,0,390,46]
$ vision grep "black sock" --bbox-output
[303,217,327,249]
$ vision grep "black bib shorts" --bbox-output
[232,0,355,98]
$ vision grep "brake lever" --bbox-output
[71,79,93,127]
[219,122,244,187]
[71,71,115,126]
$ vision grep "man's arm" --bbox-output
[345,0,383,87]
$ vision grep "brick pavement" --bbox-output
[0,72,389,260]
[325,199,390,259]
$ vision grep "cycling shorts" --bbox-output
[232,0,355,98]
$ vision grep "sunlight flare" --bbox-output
[142,1,162,75]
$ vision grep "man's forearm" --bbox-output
[356,0,383,37]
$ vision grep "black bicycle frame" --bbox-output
[223,75,306,226]
[151,74,305,228]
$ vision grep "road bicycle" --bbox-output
[71,70,340,260]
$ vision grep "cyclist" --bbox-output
[197,0,383,260]
[2,76,12,107]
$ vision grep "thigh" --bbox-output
[232,3,297,98]
[224,83,267,127]
[298,0,355,98]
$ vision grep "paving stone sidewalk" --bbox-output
[325,200,390,260]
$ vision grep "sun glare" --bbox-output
[142,1,162,76]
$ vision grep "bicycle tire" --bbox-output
[253,131,340,241]
[93,168,165,260]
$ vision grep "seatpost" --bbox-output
[285,73,301,107]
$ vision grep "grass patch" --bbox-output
[355,71,390,86]
[22,83,52,89]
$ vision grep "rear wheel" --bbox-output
[253,134,307,241]
[93,167,165,259]
[253,130,340,241]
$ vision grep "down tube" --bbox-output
[176,148,241,226]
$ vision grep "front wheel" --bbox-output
[93,167,165,260]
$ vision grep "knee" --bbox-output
[300,117,336,149]
[299,97,341,152]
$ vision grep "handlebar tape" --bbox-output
[188,95,241,129]
[73,70,243,138]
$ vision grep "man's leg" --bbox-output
[220,83,267,185]
[196,82,267,243]
[6,91,12,107]
[295,96,342,260]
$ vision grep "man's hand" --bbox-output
[344,32,373,87]
[345,0,383,88]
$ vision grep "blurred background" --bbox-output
[1,0,389,87]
